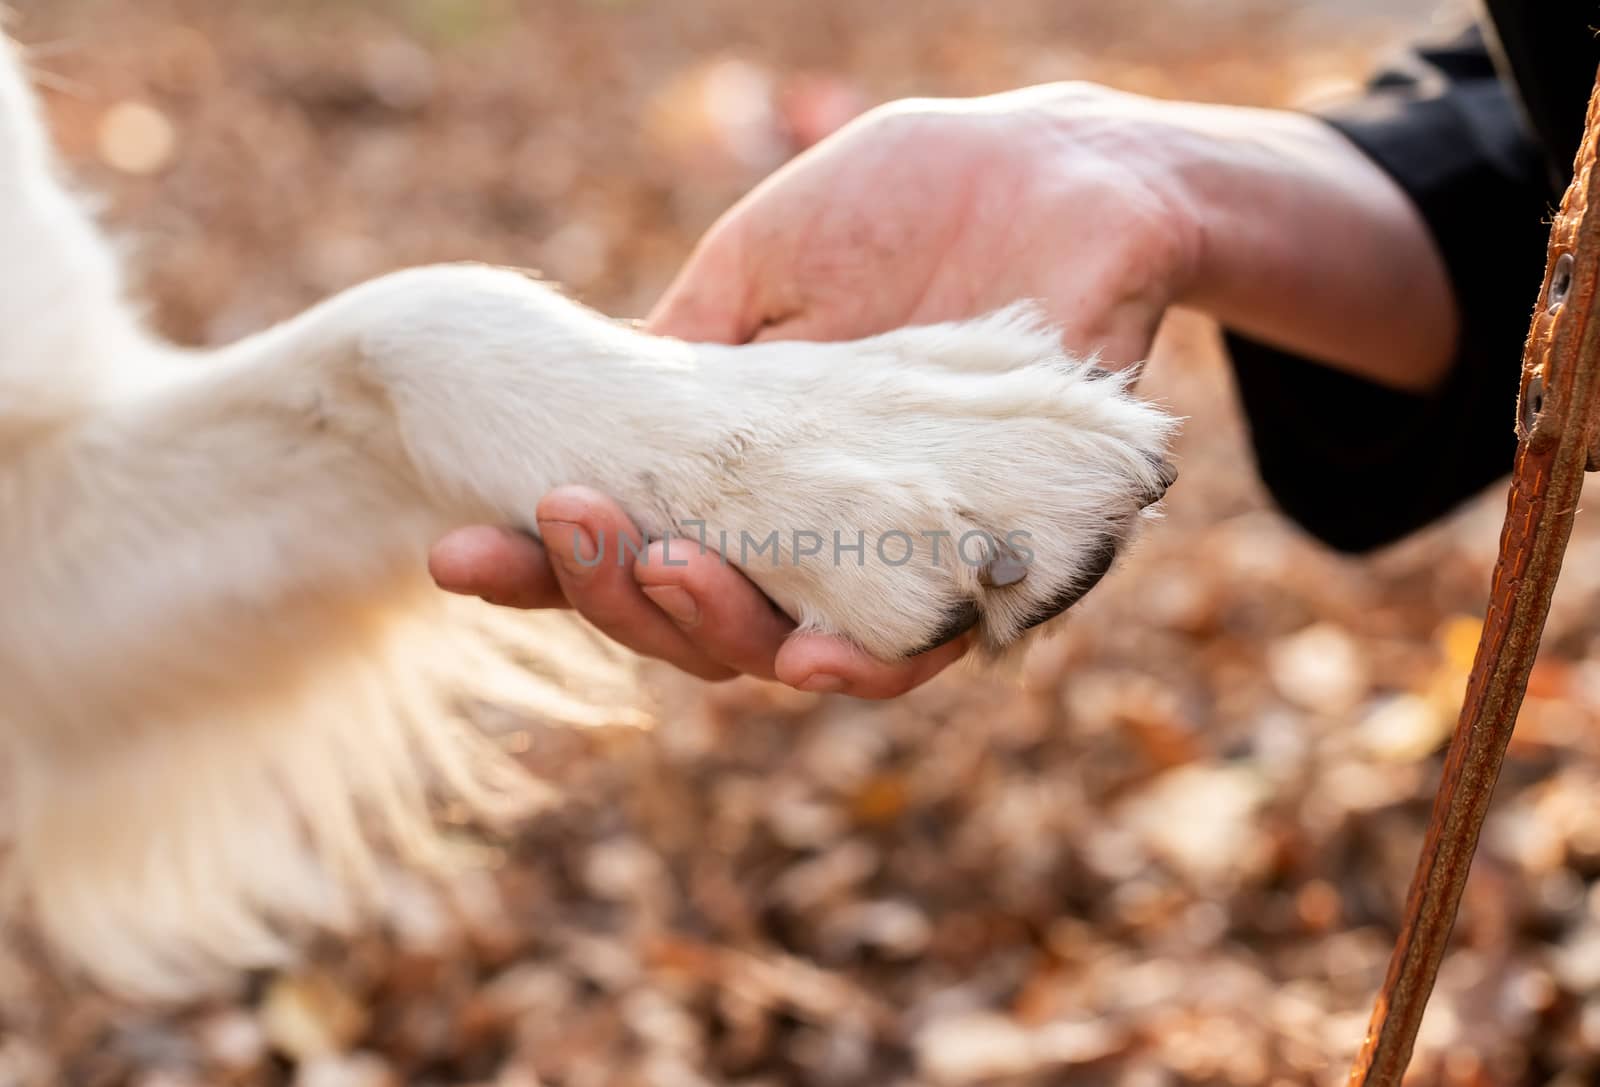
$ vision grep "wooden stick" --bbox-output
[1348,65,1600,1086]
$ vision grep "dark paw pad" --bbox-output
[911,599,981,654]
[1021,534,1118,630]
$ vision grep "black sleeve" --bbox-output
[1224,30,1555,553]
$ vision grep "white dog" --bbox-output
[0,32,1175,998]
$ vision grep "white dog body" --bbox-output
[0,34,1173,996]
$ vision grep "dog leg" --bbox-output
[0,31,1177,998]
[0,36,162,447]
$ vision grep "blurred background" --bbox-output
[18,1,1600,1085]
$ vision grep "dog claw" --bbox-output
[1154,457,1179,489]
[980,543,1031,588]
[1140,457,1178,508]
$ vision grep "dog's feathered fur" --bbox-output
[0,32,1174,997]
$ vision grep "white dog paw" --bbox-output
[354,272,1173,662]
[651,305,1178,660]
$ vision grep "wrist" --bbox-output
[1022,84,1210,312]
[1139,97,1458,390]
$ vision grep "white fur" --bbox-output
[0,34,1174,997]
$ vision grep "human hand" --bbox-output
[428,490,972,696]
[433,79,1453,697]
[432,84,1201,697]
[651,81,1204,361]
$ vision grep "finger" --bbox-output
[774,632,972,700]
[749,314,823,344]
[634,539,794,680]
[1050,295,1166,371]
[750,305,874,345]
[428,526,566,609]
[1079,316,1162,373]
[645,220,758,345]
[536,488,736,682]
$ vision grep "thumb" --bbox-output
[645,225,759,345]
[749,311,837,344]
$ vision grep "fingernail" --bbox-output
[797,674,846,694]
[641,585,700,628]
[547,522,600,579]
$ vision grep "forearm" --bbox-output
[1168,102,1458,392]
[1034,88,1460,392]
